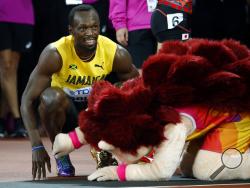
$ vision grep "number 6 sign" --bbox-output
[167,13,184,29]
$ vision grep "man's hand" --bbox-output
[52,133,74,159]
[88,166,118,181]
[32,148,51,180]
[116,28,128,46]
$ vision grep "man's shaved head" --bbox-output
[68,4,99,26]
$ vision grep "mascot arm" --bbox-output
[126,123,188,181]
[52,127,86,158]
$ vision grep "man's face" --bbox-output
[70,10,100,51]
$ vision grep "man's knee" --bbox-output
[39,87,69,113]
[38,87,70,137]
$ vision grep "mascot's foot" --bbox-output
[56,155,75,177]
[91,149,118,169]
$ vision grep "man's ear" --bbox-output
[68,25,73,35]
[98,140,115,151]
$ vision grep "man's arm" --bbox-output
[112,45,139,81]
[20,44,62,179]
[109,0,128,46]
[109,0,127,31]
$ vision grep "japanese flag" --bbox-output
[182,33,189,40]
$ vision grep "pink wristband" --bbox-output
[117,163,127,181]
[69,130,83,149]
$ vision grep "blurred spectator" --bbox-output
[150,0,192,50]
[109,0,157,70]
[0,0,34,137]
[192,0,249,45]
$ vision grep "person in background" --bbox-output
[20,4,138,180]
[109,0,157,72]
[0,0,34,138]
[192,0,248,45]
[150,0,192,50]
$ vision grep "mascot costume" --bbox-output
[53,38,250,181]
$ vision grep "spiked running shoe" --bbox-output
[56,155,75,177]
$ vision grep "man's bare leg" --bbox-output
[0,50,24,136]
[38,87,75,177]
[38,87,70,142]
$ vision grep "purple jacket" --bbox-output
[0,0,34,25]
[109,0,152,31]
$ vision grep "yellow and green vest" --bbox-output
[51,35,117,102]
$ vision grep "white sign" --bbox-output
[147,0,157,12]
[65,0,82,5]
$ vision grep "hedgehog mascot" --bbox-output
[53,39,250,181]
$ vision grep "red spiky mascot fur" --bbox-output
[53,39,250,181]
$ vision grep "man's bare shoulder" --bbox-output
[35,43,63,73]
[42,43,60,56]
[38,43,62,64]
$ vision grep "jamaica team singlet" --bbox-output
[51,35,117,102]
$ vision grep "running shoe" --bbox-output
[56,155,75,177]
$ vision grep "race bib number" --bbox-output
[147,0,157,12]
[63,86,92,102]
[167,13,184,29]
